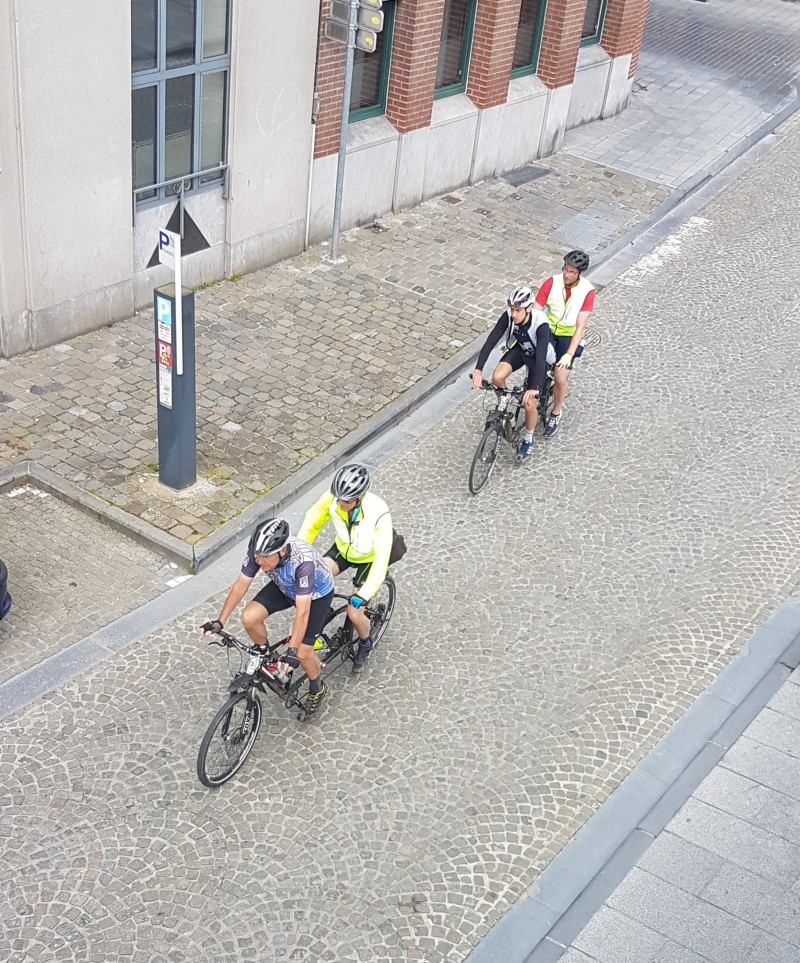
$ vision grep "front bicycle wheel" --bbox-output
[469,425,502,494]
[366,576,396,648]
[196,691,262,788]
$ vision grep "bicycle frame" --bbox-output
[206,592,358,709]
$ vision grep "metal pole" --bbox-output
[330,0,358,260]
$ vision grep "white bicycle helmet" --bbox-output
[507,286,535,311]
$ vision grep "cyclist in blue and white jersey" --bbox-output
[201,517,334,714]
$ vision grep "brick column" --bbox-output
[313,0,348,159]
[466,0,523,110]
[601,0,650,76]
[386,0,446,134]
[537,0,586,89]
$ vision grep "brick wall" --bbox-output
[314,0,348,158]
[467,0,523,110]
[313,0,651,158]
[601,0,650,76]
[386,0,446,134]
[537,0,586,88]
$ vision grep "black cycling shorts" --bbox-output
[324,545,372,590]
[498,344,534,372]
[250,582,333,645]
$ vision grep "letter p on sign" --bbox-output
[158,229,179,268]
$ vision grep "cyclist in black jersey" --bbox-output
[472,286,552,464]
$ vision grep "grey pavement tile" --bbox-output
[693,766,775,822]
[572,906,666,963]
[743,706,800,759]
[744,932,800,963]
[700,861,800,946]
[753,789,800,846]
[635,832,725,895]
[651,943,710,963]
[666,797,800,886]
[769,681,800,720]
[606,869,761,963]
[723,737,800,802]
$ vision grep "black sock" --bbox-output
[360,636,373,650]
[309,676,321,695]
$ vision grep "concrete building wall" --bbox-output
[0,0,134,355]
[0,0,649,357]
[132,0,321,308]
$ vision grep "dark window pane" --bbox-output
[350,28,389,112]
[582,0,604,40]
[513,0,544,71]
[132,86,157,199]
[436,0,472,90]
[167,0,197,68]
[203,0,228,58]
[200,71,226,180]
[165,74,195,183]
[132,0,158,72]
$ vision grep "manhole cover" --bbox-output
[443,195,463,205]
[503,165,551,187]
[551,201,626,250]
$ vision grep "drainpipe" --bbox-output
[304,94,321,250]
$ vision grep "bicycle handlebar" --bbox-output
[477,378,527,397]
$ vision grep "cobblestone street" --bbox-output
[2,109,800,962]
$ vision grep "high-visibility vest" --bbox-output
[542,274,595,337]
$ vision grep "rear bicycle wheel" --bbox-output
[196,691,262,788]
[469,425,502,494]
[366,576,396,648]
[539,375,555,432]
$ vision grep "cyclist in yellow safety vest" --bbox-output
[532,250,596,438]
[298,464,393,673]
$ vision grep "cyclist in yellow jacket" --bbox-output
[298,464,393,673]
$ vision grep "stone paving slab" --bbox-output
[0,484,181,683]
[3,111,800,963]
[563,0,800,188]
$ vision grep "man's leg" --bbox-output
[552,366,569,416]
[295,639,322,682]
[546,335,571,437]
[302,592,335,711]
[241,600,270,646]
[491,361,513,388]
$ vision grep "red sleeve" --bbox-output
[580,289,596,313]
[534,277,553,307]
